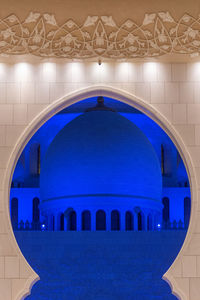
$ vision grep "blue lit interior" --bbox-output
[10,96,190,300]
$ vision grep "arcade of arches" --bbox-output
[11,197,191,231]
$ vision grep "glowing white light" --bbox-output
[99,62,113,82]
[72,62,85,82]
[41,224,46,231]
[115,62,129,82]
[189,62,200,81]
[88,62,100,82]
[0,63,7,81]
[157,223,161,228]
[43,62,56,82]
[143,62,158,81]
[15,63,31,82]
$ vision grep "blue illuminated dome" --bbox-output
[40,98,162,216]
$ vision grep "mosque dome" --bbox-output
[40,98,162,212]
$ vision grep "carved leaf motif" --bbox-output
[44,14,57,26]
[101,16,116,27]
[47,31,55,38]
[190,52,199,57]
[22,39,28,48]
[86,43,93,51]
[25,12,40,23]
[143,13,156,26]
[129,46,137,52]
[63,33,73,44]
[158,12,175,22]
[6,14,18,23]
[182,14,191,23]
[63,46,71,52]
[185,27,199,39]
[124,20,134,28]
[155,17,171,49]
[83,31,91,39]
[66,20,75,28]
[192,40,200,46]
[109,32,117,39]
[172,39,178,47]
[0,41,7,47]
[29,19,45,46]
[161,45,170,49]
[169,27,176,35]
[42,41,51,49]
[1,28,14,39]
[84,16,98,27]
[107,44,113,51]
[143,30,152,37]
[155,27,168,43]
[149,40,158,49]
[22,27,29,35]
[126,33,137,44]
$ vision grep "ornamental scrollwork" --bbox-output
[0,12,200,59]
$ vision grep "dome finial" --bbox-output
[85,96,115,112]
[97,96,104,105]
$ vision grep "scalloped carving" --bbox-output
[15,275,40,300]
[0,12,200,59]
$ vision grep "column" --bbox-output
[120,210,126,231]
[47,215,52,231]
[106,210,111,231]
[91,211,96,231]
[143,210,148,231]
[76,210,81,231]
[64,215,68,231]
[134,212,138,231]
[145,214,148,231]
[153,213,157,230]
[54,213,60,231]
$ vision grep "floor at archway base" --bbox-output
[15,231,186,300]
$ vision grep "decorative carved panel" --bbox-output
[0,12,200,59]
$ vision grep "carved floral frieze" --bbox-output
[0,12,200,59]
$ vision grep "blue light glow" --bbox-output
[41,224,46,231]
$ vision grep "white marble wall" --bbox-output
[0,61,200,300]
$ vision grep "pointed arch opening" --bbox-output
[6,86,195,300]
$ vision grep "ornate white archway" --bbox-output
[4,85,197,300]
